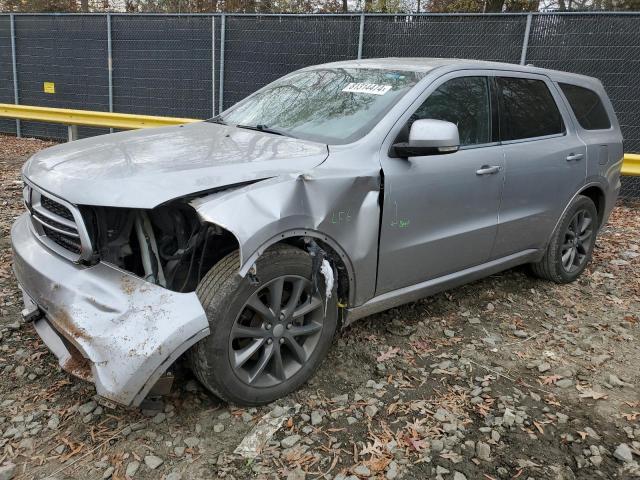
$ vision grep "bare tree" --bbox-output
[0,0,636,13]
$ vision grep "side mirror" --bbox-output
[391,119,460,158]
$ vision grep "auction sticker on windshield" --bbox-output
[342,83,392,95]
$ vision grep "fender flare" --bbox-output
[545,179,608,249]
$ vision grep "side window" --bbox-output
[559,83,611,130]
[497,77,565,141]
[410,76,491,146]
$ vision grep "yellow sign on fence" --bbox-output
[43,82,55,94]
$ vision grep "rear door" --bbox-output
[491,73,587,259]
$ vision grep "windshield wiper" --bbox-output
[236,124,294,138]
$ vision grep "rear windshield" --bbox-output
[559,83,611,130]
[216,68,425,144]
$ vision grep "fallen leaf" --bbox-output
[367,456,391,472]
[533,421,545,435]
[407,437,429,452]
[623,315,638,325]
[376,347,400,362]
[577,389,608,400]
[539,375,562,385]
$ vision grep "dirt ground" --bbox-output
[1,135,639,480]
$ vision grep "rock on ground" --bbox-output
[614,443,634,463]
[144,455,164,470]
[0,463,16,480]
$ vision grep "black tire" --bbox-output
[188,244,337,406]
[530,195,598,284]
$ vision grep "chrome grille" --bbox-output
[41,195,75,221]
[24,182,91,261]
[41,225,82,254]
[32,210,80,235]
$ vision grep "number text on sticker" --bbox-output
[342,83,392,96]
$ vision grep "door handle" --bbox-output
[476,165,501,175]
[566,153,584,162]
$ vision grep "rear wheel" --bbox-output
[189,244,337,406]
[530,195,598,283]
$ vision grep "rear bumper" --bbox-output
[11,213,209,406]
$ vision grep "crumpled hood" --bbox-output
[23,122,329,208]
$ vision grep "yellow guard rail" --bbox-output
[0,103,199,140]
[624,153,640,176]
[0,103,638,176]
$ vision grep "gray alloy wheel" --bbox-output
[560,209,594,273]
[189,244,337,406]
[229,275,325,388]
[530,195,598,284]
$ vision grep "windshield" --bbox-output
[214,68,425,144]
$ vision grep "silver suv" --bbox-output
[12,58,623,407]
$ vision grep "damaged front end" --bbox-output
[13,154,380,407]
[11,182,241,407]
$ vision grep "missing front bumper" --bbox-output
[11,213,210,407]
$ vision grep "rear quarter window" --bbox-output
[559,83,611,130]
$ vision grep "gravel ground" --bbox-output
[1,134,639,480]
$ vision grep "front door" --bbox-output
[491,74,588,259]
[376,73,504,295]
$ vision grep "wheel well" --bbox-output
[198,229,352,303]
[579,186,605,227]
[194,222,240,289]
[272,237,351,307]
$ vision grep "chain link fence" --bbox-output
[621,176,640,201]
[223,15,361,109]
[12,15,110,139]
[526,14,640,152]
[0,12,638,198]
[0,15,16,136]
[523,13,640,200]
[362,15,528,63]
[112,15,214,118]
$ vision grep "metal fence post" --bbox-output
[218,13,226,114]
[107,13,114,133]
[357,13,365,60]
[211,15,216,117]
[520,13,533,66]
[68,125,79,142]
[10,13,21,138]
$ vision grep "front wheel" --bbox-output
[189,244,337,406]
[530,195,598,284]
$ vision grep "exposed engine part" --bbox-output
[80,206,134,266]
[135,211,166,286]
[85,202,237,293]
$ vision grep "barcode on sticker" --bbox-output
[342,83,392,95]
